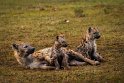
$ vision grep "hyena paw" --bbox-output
[50,58,55,64]
[95,61,100,65]
[55,67,60,70]
[64,66,70,70]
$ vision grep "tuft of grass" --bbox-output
[74,7,85,17]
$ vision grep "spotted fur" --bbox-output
[76,27,105,62]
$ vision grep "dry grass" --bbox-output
[0,0,124,83]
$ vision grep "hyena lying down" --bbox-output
[76,27,105,62]
[12,43,55,70]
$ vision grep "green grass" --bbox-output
[0,0,124,83]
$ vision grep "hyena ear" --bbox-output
[81,38,87,45]
[12,43,18,50]
[88,27,92,33]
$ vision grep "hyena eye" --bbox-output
[93,32,95,34]
[23,45,28,48]
[62,41,65,43]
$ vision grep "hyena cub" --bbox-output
[33,34,70,70]
[51,34,70,70]
[76,27,104,62]
[12,43,55,70]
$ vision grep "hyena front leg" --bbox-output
[39,64,55,70]
[54,58,60,70]
[51,51,60,70]
[69,60,87,66]
[30,61,55,70]
[62,54,70,69]
[69,50,100,65]
[93,52,105,62]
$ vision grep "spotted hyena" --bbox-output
[76,27,105,62]
[33,34,70,70]
[12,43,55,70]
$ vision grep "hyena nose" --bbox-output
[64,43,68,47]
[98,35,101,38]
[95,35,100,39]
[32,47,35,52]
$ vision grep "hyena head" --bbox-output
[12,43,35,57]
[88,27,101,40]
[56,34,68,47]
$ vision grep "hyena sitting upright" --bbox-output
[76,27,105,62]
[12,43,55,70]
[33,34,70,70]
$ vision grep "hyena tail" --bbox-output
[39,65,55,70]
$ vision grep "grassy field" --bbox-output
[0,0,124,83]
